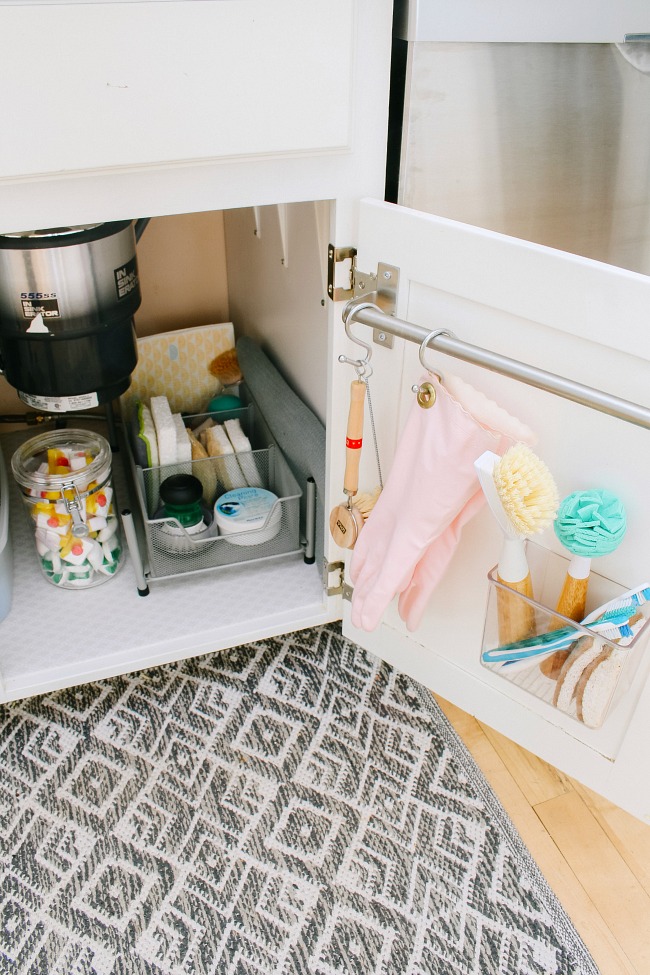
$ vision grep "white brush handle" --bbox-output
[498,537,530,585]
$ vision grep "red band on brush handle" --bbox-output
[343,380,366,495]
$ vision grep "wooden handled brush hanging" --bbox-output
[330,301,383,549]
[330,379,367,548]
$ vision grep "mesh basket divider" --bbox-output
[185,403,254,441]
[125,410,303,582]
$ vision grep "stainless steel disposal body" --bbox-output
[0,221,141,409]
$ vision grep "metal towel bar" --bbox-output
[344,301,650,432]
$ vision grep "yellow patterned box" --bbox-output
[124,322,235,415]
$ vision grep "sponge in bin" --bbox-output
[173,413,192,466]
[224,418,263,488]
[130,400,159,468]
[186,428,218,504]
[150,395,177,466]
[202,424,247,491]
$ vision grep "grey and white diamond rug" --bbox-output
[0,624,599,975]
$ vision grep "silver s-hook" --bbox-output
[339,300,378,378]
[411,327,456,408]
[418,328,455,377]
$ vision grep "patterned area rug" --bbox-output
[0,624,599,975]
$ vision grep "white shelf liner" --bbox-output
[0,430,329,702]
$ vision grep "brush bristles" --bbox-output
[351,486,381,519]
[493,443,559,536]
[208,348,243,386]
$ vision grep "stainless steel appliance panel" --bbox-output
[399,42,650,275]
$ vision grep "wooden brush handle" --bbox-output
[555,572,589,623]
[497,572,535,645]
[343,380,366,496]
[539,648,571,681]
[540,569,590,679]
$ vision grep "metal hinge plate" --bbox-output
[328,246,399,350]
[357,262,399,349]
[327,245,356,301]
[324,559,345,596]
[323,560,353,601]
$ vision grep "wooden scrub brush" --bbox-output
[475,443,559,644]
[351,486,381,520]
[329,380,380,549]
[208,347,243,388]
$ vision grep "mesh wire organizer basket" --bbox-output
[125,403,303,581]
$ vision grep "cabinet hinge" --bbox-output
[323,560,353,601]
[323,559,346,596]
[328,246,399,351]
[328,245,356,301]
[327,245,382,303]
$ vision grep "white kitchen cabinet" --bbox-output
[0,0,392,230]
[1,1,650,824]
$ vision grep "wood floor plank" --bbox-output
[570,779,650,892]
[435,696,636,975]
[535,789,650,975]
[435,694,480,741]
[478,720,573,807]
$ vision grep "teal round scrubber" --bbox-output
[540,489,627,679]
[554,489,626,557]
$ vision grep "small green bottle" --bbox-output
[158,474,209,554]
[160,473,205,528]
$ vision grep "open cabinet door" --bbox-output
[338,199,650,821]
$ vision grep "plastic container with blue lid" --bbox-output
[214,486,281,546]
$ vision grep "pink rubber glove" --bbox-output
[397,487,486,632]
[396,377,536,632]
[349,377,502,632]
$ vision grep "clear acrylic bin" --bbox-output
[126,404,303,581]
[481,544,650,729]
[11,428,124,590]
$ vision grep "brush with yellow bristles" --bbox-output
[475,444,559,644]
[351,486,381,521]
[208,347,243,388]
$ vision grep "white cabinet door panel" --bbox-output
[0,0,392,231]
[0,2,350,175]
[340,199,650,821]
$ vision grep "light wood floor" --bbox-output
[436,696,650,975]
